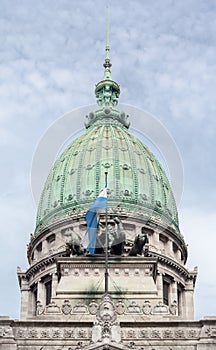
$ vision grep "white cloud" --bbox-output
[0,0,215,320]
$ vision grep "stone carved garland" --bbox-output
[14,325,200,342]
[205,327,216,337]
[123,328,199,340]
[0,327,13,337]
[36,299,179,317]
[15,327,90,339]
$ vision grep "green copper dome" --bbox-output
[35,105,179,234]
[35,39,180,236]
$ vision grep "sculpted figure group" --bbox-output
[64,217,149,257]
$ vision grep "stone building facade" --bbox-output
[1,37,216,350]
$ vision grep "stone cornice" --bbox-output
[148,251,197,281]
[25,252,64,280]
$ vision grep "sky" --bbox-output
[0,0,216,320]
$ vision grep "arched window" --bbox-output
[42,275,52,305]
[163,275,172,306]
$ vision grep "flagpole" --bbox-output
[105,172,108,294]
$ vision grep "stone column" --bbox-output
[176,249,182,261]
[151,231,159,252]
[20,277,30,321]
[42,238,49,256]
[52,272,58,298]
[37,279,44,304]
[156,272,163,300]
[171,280,178,303]
[166,239,173,257]
[182,280,194,320]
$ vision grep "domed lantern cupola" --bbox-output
[95,15,120,107]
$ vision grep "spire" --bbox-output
[95,8,120,107]
[103,8,112,80]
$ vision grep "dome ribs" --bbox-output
[76,127,95,202]
[95,125,104,196]
[35,109,179,236]
[122,129,139,202]
[110,125,120,198]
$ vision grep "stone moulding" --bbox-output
[1,319,216,348]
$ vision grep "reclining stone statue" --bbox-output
[129,230,149,256]
[64,228,84,256]
[110,217,126,256]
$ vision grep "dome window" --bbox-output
[159,234,168,243]
[69,168,76,175]
[138,168,146,174]
[84,190,93,196]
[156,200,162,207]
[103,162,112,169]
[148,156,154,162]
[122,164,130,170]
[120,147,127,152]
[140,194,148,201]
[124,190,130,196]
[104,108,110,114]
[46,234,56,244]
[163,183,169,190]
[88,146,95,152]
[166,208,172,217]
[36,242,42,252]
[86,164,94,170]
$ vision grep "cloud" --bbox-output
[0,0,215,320]
[179,207,216,319]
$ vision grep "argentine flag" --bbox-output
[82,188,107,255]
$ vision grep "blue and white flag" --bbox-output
[82,188,107,255]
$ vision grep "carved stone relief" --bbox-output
[36,300,44,315]
[126,301,141,314]
[96,294,117,324]
[142,300,152,315]
[152,301,169,315]
[170,300,178,315]
[115,300,126,315]
[73,303,88,314]
[0,326,13,337]
[45,301,61,314]
[62,299,72,315]
[88,300,99,315]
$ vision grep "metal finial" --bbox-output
[95,7,120,107]
[103,7,112,71]
[105,7,109,60]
